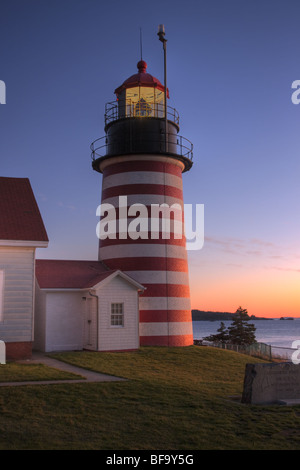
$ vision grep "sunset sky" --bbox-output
[1,0,300,318]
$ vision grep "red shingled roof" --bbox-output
[0,177,48,242]
[114,60,169,98]
[35,259,113,289]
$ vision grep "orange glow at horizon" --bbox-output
[189,267,300,319]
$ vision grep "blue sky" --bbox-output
[1,0,300,315]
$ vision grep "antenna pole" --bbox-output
[157,24,168,152]
[140,27,143,60]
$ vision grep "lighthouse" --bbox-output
[91,31,194,347]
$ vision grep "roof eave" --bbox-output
[0,240,49,248]
[88,269,146,292]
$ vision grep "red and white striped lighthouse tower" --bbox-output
[91,34,194,346]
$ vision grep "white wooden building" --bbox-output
[0,177,49,360]
[0,177,145,359]
[34,259,145,352]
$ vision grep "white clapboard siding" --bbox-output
[0,246,35,342]
[97,275,139,351]
[33,281,46,352]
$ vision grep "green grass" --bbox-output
[0,363,83,383]
[0,346,300,450]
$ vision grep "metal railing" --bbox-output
[90,132,193,161]
[104,100,180,127]
[194,340,273,361]
[270,345,298,362]
[194,339,300,362]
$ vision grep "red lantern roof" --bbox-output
[114,60,169,98]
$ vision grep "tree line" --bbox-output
[203,307,256,346]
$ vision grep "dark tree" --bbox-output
[203,321,229,344]
[227,306,256,345]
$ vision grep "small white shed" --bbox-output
[34,260,145,353]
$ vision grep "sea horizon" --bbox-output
[192,318,300,353]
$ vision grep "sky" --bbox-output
[1,0,300,318]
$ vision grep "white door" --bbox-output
[83,297,98,350]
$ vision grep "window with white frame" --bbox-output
[111,303,124,327]
[0,271,4,321]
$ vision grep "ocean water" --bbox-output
[192,319,300,350]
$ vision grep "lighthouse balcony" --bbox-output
[91,97,193,173]
[91,130,193,173]
[104,100,180,129]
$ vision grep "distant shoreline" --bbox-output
[191,310,297,321]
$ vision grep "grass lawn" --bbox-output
[0,345,300,450]
[0,362,84,383]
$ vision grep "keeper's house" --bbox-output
[0,177,48,360]
[0,177,144,359]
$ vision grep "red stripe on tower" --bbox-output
[101,183,183,201]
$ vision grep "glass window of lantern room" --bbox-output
[125,87,165,118]
[117,91,126,119]
[154,89,164,118]
[125,87,139,117]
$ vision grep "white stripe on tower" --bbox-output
[102,171,183,191]
[123,270,190,285]
[99,244,188,260]
[98,155,193,347]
